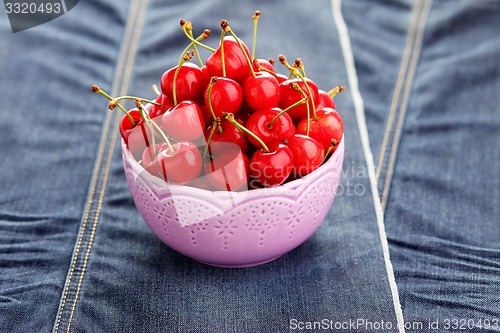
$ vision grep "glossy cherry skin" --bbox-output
[204,119,249,155]
[148,94,174,119]
[204,77,243,118]
[161,100,205,142]
[286,134,325,177]
[206,36,252,82]
[122,109,154,162]
[120,108,143,145]
[250,143,294,187]
[203,147,249,191]
[253,58,275,73]
[199,104,212,127]
[245,107,296,148]
[317,89,335,109]
[200,65,211,88]
[234,105,252,125]
[160,63,205,104]
[127,118,162,162]
[141,143,167,177]
[278,78,320,119]
[156,141,203,184]
[275,73,289,84]
[145,94,162,118]
[297,107,344,151]
[242,71,280,111]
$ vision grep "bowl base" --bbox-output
[195,255,282,269]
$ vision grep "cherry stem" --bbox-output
[136,100,175,155]
[203,122,218,159]
[268,91,309,127]
[292,83,312,135]
[173,27,209,104]
[152,84,161,96]
[219,29,227,77]
[173,50,195,106]
[204,78,224,159]
[112,95,161,107]
[294,58,306,77]
[92,85,136,126]
[135,101,156,154]
[279,55,317,120]
[222,20,256,78]
[252,59,277,77]
[187,27,204,66]
[251,11,261,59]
[180,20,216,53]
[149,119,156,154]
[328,85,346,99]
[206,77,220,122]
[322,139,339,163]
[224,112,269,153]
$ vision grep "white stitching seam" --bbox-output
[380,0,432,210]
[376,0,424,185]
[52,0,149,332]
[330,0,406,332]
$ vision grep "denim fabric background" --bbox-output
[0,0,498,332]
[343,0,500,329]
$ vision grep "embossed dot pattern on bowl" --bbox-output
[123,137,344,268]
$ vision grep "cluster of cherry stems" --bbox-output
[92,11,344,191]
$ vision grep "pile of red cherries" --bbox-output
[92,12,344,191]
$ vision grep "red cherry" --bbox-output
[148,94,173,119]
[234,105,252,124]
[200,65,211,88]
[253,58,275,73]
[206,36,252,82]
[297,107,344,151]
[127,118,162,161]
[156,141,203,184]
[279,78,319,119]
[120,108,143,145]
[276,73,289,84]
[204,119,249,155]
[204,77,243,118]
[160,95,174,114]
[242,71,280,111]
[161,100,205,142]
[141,143,167,177]
[286,134,325,177]
[160,63,204,105]
[203,147,249,191]
[199,104,212,127]
[145,94,160,116]
[317,89,336,109]
[245,107,296,147]
[331,108,344,126]
[250,143,293,187]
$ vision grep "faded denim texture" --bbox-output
[0,0,498,332]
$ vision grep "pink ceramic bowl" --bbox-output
[122,137,344,268]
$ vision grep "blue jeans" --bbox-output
[0,0,498,332]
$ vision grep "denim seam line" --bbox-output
[375,0,425,183]
[51,1,149,332]
[331,1,406,332]
[377,0,432,211]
